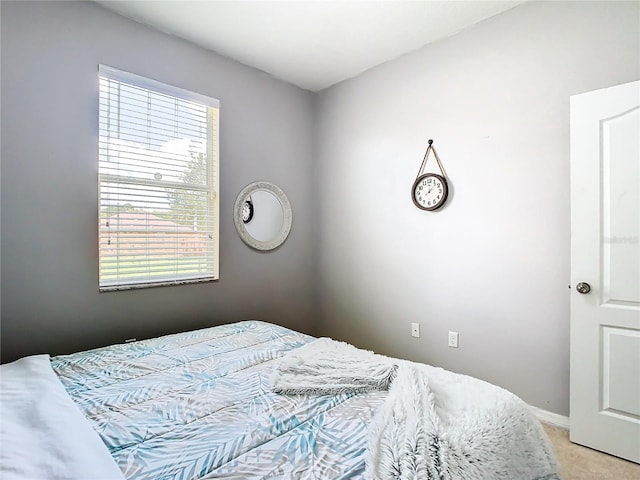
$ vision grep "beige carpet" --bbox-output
[542,423,640,479]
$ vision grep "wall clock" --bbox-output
[412,172,448,211]
[411,139,449,211]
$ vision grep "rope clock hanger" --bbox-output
[411,139,449,211]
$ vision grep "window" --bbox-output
[98,65,219,291]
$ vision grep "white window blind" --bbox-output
[98,65,219,291]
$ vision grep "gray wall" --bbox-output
[0,1,317,362]
[315,1,639,416]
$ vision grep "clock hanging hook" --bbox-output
[415,139,447,179]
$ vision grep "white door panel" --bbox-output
[602,106,639,305]
[570,80,640,464]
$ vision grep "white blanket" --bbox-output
[367,362,560,479]
[272,340,559,480]
[271,337,397,395]
[0,355,126,480]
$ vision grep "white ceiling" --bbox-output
[96,1,524,92]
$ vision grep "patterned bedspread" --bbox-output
[51,321,385,480]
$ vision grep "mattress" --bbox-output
[50,320,385,480]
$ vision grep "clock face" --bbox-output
[412,173,448,211]
[242,200,254,223]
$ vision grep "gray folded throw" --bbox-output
[271,337,397,395]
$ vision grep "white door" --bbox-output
[570,79,640,463]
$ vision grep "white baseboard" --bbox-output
[529,405,570,430]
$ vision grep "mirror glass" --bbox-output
[244,190,284,242]
[234,182,292,251]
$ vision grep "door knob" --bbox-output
[576,282,591,294]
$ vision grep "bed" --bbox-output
[0,320,560,480]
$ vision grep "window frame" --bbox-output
[98,65,220,291]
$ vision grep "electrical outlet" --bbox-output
[448,331,459,348]
[411,323,420,338]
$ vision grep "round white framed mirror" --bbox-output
[233,181,292,251]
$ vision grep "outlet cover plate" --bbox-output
[448,331,459,348]
[411,323,420,338]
